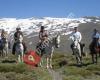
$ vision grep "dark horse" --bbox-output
[89,38,100,64]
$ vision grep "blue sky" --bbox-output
[0,0,100,18]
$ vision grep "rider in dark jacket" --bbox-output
[12,27,27,55]
[36,26,49,56]
[39,26,48,42]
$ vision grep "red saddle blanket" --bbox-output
[23,50,41,66]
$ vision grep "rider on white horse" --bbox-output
[12,27,27,55]
[69,27,82,54]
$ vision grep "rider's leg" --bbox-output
[36,40,42,50]
[70,43,74,55]
[22,42,27,53]
[8,41,11,49]
[0,39,2,47]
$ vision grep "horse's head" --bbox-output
[73,40,80,49]
[54,34,60,48]
[2,37,8,43]
[17,34,23,43]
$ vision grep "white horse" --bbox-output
[37,34,60,69]
[15,35,24,63]
[72,40,82,65]
[0,37,9,57]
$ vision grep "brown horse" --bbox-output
[89,38,100,64]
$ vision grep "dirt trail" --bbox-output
[48,69,62,80]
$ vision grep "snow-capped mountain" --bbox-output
[0,17,100,52]
[0,17,97,37]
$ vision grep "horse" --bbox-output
[15,34,24,63]
[36,34,60,69]
[71,40,83,65]
[89,38,100,64]
[0,37,9,57]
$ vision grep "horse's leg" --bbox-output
[95,53,98,64]
[79,47,82,65]
[79,52,82,64]
[2,49,4,57]
[0,50,1,56]
[7,48,8,57]
[39,61,43,67]
[21,52,24,62]
[76,54,81,65]
[5,48,8,57]
[6,45,9,57]
[75,57,78,64]
[18,55,21,63]
[39,57,43,67]
[99,50,100,57]
[72,49,74,55]
[76,56,79,65]
[75,52,79,64]
[79,56,82,65]
[50,53,53,69]
[92,53,95,64]
[49,58,52,69]
[71,44,74,55]
[46,57,49,69]
[73,50,78,64]
[99,51,100,57]
[76,50,81,65]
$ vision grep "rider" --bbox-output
[0,29,11,49]
[1,29,8,42]
[69,27,82,54]
[91,29,100,47]
[0,29,7,46]
[36,26,49,55]
[12,27,27,55]
[39,26,48,43]
[1,29,8,39]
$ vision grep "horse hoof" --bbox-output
[50,65,53,69]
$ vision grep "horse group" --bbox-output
[71,39,100,65]
[0,34,61,68]
[0,33,100,68]
[0,34,24,63]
